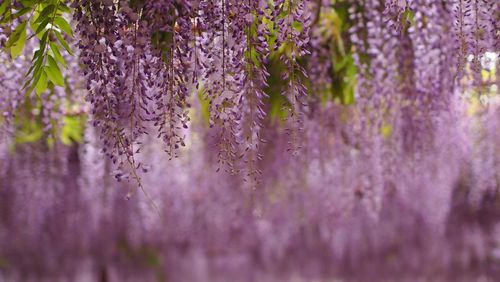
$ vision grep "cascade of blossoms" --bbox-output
[73,0,156,184]
[235,0,271,184]
[0,0,499,281]
[145,0,194,159]
[274,0,312,155]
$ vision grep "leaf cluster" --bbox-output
[1,0,73,96]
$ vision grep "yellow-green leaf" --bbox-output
[14,119,44,144]
[54,30,73,55]
[10,25,26,59]
[19,0,35,8]
[46,55,64,86]
[54,16,73,37]
[0,1,10,17]
[60,116,85,145]
[35,18,50,35]
[34,4,55,24]
[35,69,48,95]
[49,41,67,68]
[4,21,27,48]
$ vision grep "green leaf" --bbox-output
[25,58,44,91]
[0,10,12,24]
[10,24,27,59]
[35,17,50,35]
[46,55,64,86]
[24,83,36,96]
[34,4,55,24]
[38,31,48,53]
[35,69,48,95]
[57,3,71,13]
[0,1,10,17]
[27,51,44,76]
[49,41,67,68]
[14,119,44,144]
[54,30,73,55]
[19,0,36,8]
[54,16,73,37]
[4,21,27,48]
[60,116,85,145]
[31,49,41,63]
[30,19,39,35]
[13,7,31,19]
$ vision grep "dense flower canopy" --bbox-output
[0,0,499,281]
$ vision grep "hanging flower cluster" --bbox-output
[1,0,495,186]
[0,0,499,280]
[66,0,313,182]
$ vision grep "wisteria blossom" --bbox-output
[0,0,499,281]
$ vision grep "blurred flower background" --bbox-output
[0,0,499,281]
